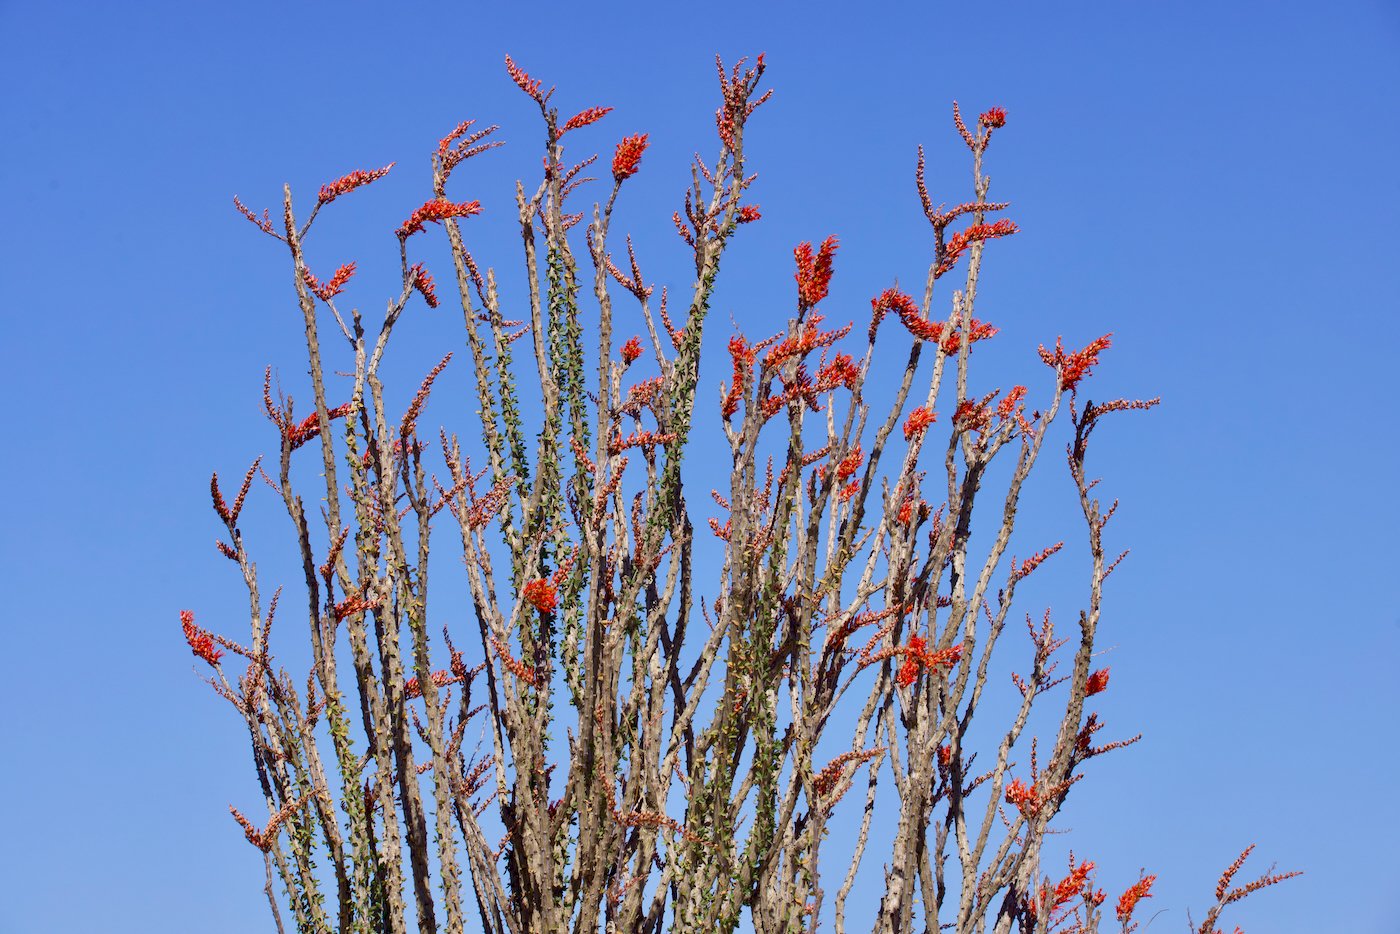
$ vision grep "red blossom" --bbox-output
[1049,858,1095,909]
[1013,541,1064,580]
[1038,334,1113,392]
[608,429,677,455]
[896,634,962,687]
[318,164,394,205]
[722,335,757,420]
[794,236,839,307]
[871,288,998,354]
[1005,777,1039,814]
[522,578,558,615]
[409,263,439,308]
[815,353,860,393]
[737,205,762,224]
[833,445,863,483]
[285,403,353,451]
[504,54,543,103]
[180,609,223,667]
[621,336,643,365]
[903,406,936,440]
[302,262,357,301]
[897,498,925,525]
[404,669,460,700]
[396,198,482,239]
[333,595,376,622]
[896,635,928,687]
[996,385,1028,420]
[764,316,852,368]
[612,134,649,181]
[1116,874,1156,922]
[1086,668,1111,696]
[937,219,1019,278]
[979,106,1007,128]
[562,106,612,132]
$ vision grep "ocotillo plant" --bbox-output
[183,54,1296,934]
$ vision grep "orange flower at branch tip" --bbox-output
[897,498,921,525]
[737,205,762,224]
[409,263,439,308]
[794,235,838,307]
[1051,859,1096,908]
[396,198,482,240]
[834,444,863,482]
[303,262,357,302]
[562,106,613,132]
[903,406,936,440]
[621,336,643,365]
[1086,667,1110,696]
[612,134,649,182]
[1115,874,1156,922]
[522,578,558,615]
[504,54,543,102]
[1038,334,1113,392]
[896,635,928,687]
[318,164,394,205]
[180,609,223,667]
[1005,777,1038,813]
[979,106,1007,128]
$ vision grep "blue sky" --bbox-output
[2,1,1397,931]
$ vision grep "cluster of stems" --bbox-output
[186,55,1295,934]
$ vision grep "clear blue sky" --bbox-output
[2,2,1397,932]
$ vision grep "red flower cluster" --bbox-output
[1046,857,1096,911]
[302,262,357,301]
[504,54,543,103]
[896,634,962,687]
[318,164,394,205]
[872,288,997,354]
[409,263,439,308]
[737,204,762,224]
[764,316,852,369]
[1086,668,1111,696]
[979,106,1007,128]
[1115,874,1156,922]
[620,336,643,365]
[722,335,756,420]
[284,402,354,451]
[180,609,223,667]
[1013,541,1064,581]
[333,595,376,623]
[996,386,1028,421]
[897,498,925,525]
[562,106,612,132]
[816,353,861,393]
[522,578,558,615]
[404,668,461,700]
[1004,777,1039,814]
[396,198,483,240]
[612,134,649,181]
[608,429,677,455]
[1038,334,1113,392]
[896,635,928,687]
[903,406,936,440]
[937,219,1019,278]
[832,445,863,483]
[794,236,838,307]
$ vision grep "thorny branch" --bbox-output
[187,61,1295,934]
